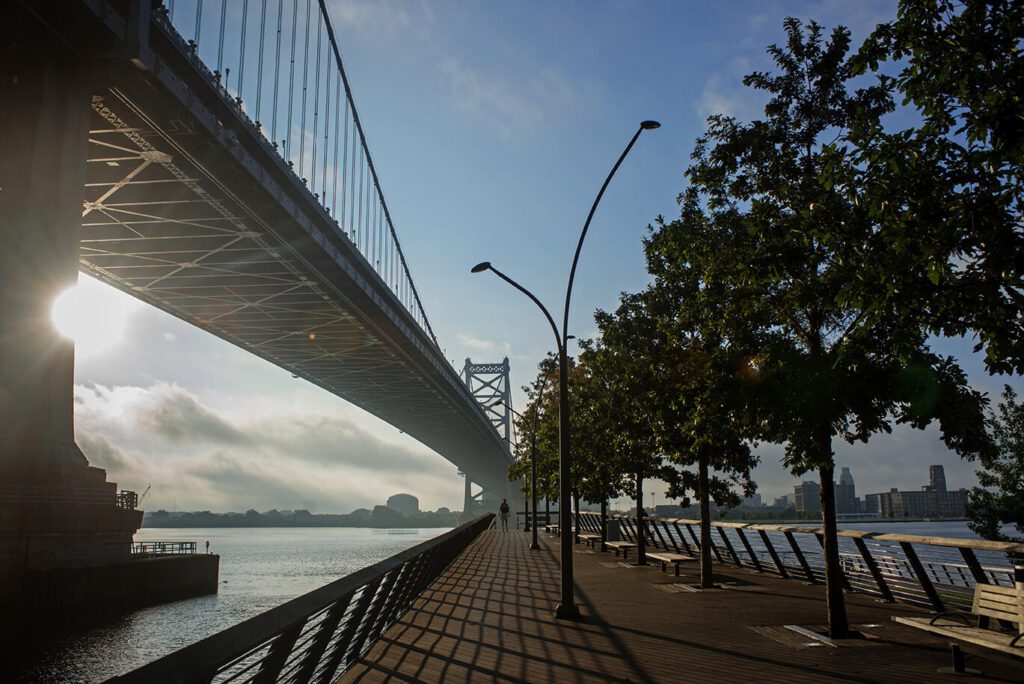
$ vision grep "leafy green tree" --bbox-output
[851,0,1024,374]
[968,386,1024,543]
[677,19,992,636]
[509,357,560,510]
[586,309,667,565]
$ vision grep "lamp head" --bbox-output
[640,120,661,130]
[471,261,491,274]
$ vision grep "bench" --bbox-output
[579,533,601,548]
[893,583,1023,658]
[646,552,695,576]
[605,541,636,560]
[544,524,559,535]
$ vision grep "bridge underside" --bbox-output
[3,2,511,494]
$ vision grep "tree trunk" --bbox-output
[635,471,647,565]
[600,493,608,552]
[819,462,850,638]
[545,495,550,526]
[698,452,714,589]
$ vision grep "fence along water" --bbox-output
[110,514,494,683]
[155,0,437,344]
[576,512,1024,614]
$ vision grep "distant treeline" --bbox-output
[143,506,464,528]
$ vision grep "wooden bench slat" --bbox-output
[893,617,1024,658]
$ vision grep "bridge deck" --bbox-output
[338,528,1022,683]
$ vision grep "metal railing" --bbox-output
[111,514,493,684]
[132,541,198,556]
[576,512,1024,614]
[154,0,437,344]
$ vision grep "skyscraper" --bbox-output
[835,467,857,514]
[928,465,947,493]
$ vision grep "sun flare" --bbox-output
[51,275,141,356]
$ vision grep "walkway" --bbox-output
[339,528,1023,683]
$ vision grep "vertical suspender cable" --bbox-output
[310,14,322,193]
[194,0,203,49]
[322,47,332,203]
[216,0,227,79]
[333,71,343,220]
[286,0,299,159]
[349,121,356,239]
[298,0,311,181]
[237,0,249,103]
[168,0,176,21]
[271,0,284,142]
[255,0,267,124]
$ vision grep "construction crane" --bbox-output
[139,484,151,505]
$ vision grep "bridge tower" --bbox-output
[0,9,142,607]
[462,358,514,512]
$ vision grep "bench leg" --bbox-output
[661,561,667,573]
[674,563,680,577]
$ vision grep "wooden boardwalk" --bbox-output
[339,528,1023,683]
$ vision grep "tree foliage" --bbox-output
[968,386,1024,543]
[851,0,1024,374]
[675,18,992,636]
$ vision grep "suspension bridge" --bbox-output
[0,0,517,606]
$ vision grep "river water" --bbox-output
[8,527,447,683]
[4,520,997,683]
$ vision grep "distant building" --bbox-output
[436,507,451,516]
[386,493,419,517]
[794,481,820,512]
[741,493,763,508]
[835,467,857,514]
[865,466,967,518]
[654,504,686,517]
[927,465,948,493]
[773,494,793,508]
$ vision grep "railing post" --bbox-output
[293,596,352,684]
[853,537,894,603]
[672,521,693,556]
[900,542,945,612]
[735,528,762,572]
[959,547,989,586]
[660,520,680,554]
[253,619,306,684]
[313,576,384,684]
[717,527,742,567]
[758,530,788,578]
[784,531,816,583]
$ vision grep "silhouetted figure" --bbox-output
[499,499,510,531]
[205,540,210,554]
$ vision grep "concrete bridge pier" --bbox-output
[0,41,142,608]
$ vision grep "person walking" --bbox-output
[499,499,510,531]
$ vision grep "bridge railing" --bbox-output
[577,512,1024,614]
[155,0,437,344]
[132,541,198,556]
[110,514,492,684]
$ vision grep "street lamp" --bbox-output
[471,120,659,620]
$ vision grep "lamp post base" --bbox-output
[554,602,581,621]
[529,542,540,550]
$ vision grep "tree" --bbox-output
[678,18,992,636]
[968,386,1024,543]
[509,356,560,512]
[585,309,667,565]
[851,0,1024,374]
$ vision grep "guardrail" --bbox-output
[576,512,1024,614]
[132,541,197,556]
[111,514,494,684]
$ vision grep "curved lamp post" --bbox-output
[472,120,659,620]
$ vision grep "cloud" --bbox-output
[455,333,511,354]
[439,59,601,139]
[73,382,461,513]
[327,0,413,35]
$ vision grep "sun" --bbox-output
[52,275,141,356]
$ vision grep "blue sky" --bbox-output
[67,0,1020,513]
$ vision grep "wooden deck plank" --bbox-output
[338,529,1024,683]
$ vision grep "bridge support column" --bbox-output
[0,47,142,608]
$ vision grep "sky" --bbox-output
[64,0,1021,514]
